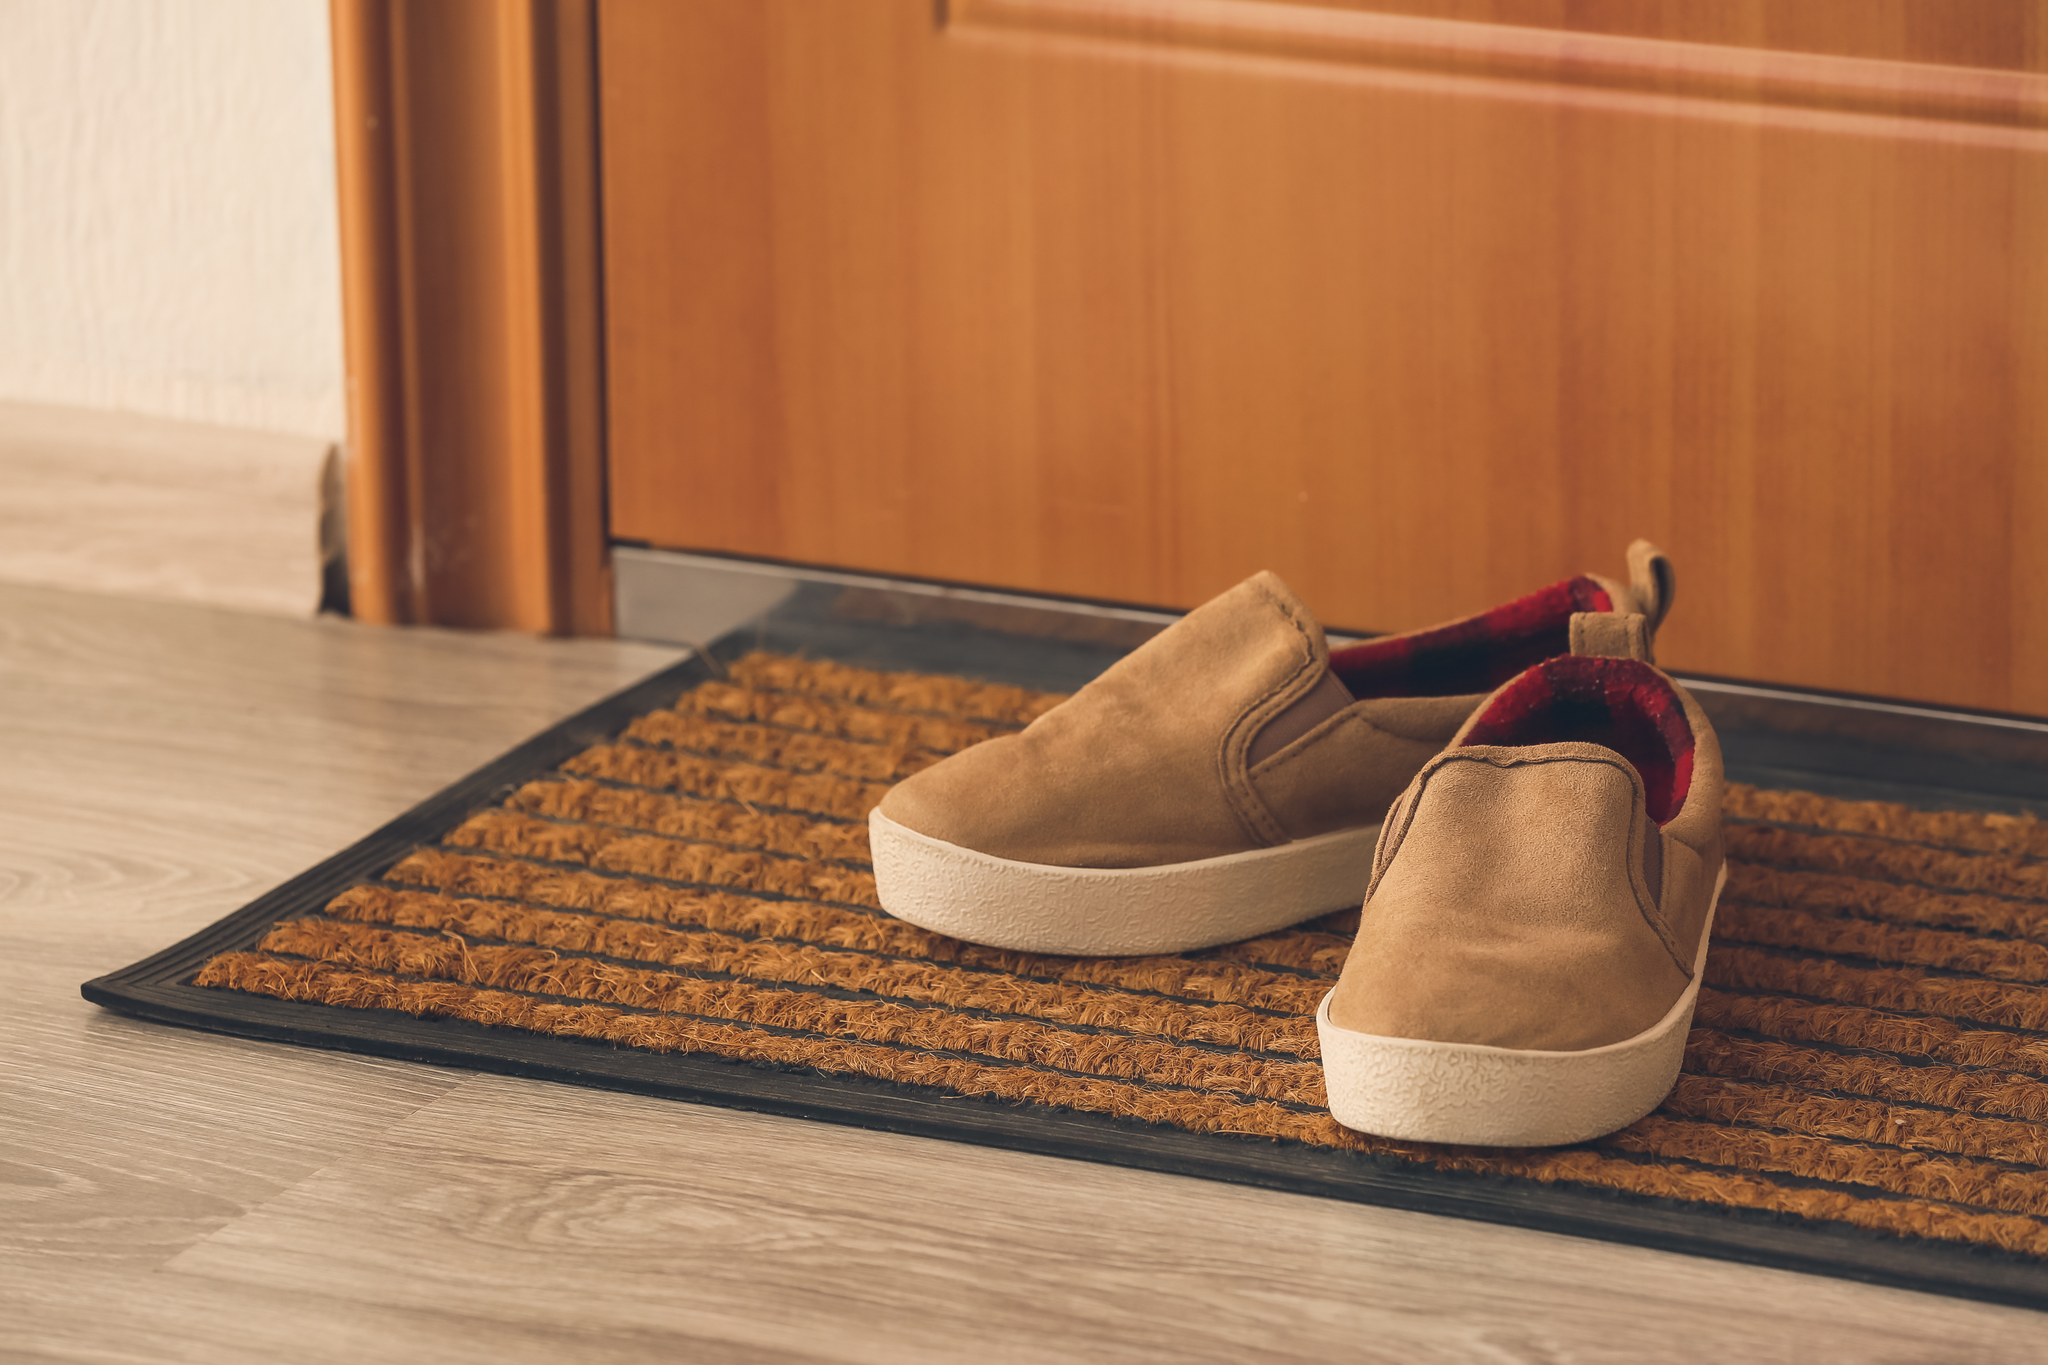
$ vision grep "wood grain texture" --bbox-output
[2,958,459,1272]
[4,578,2043,1359]
[1028,0,2048,76]
[599,0,2048,715]
[0,592,677,957]
[0,582,680,1354]
[958,0,2048,133]
[162,1077,2048,1364]
[332,0,609,633]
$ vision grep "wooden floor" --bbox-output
[5,581,2043,1363]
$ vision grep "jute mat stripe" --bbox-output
[194,651,2048,1263]
[1723,863,2048,942]
[376,850,1333,1015]
[323,889,1320,1052]
[223,931,2048,1223]
[1725,787,2048,860]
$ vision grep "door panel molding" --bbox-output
[953,0,2048,143]
[332,0,609,632]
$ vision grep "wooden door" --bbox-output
[597,0,2048,715]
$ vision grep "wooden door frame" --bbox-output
[331,0,610,633]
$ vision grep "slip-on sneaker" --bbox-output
[1317,652,1726,1147]
[869,541,1677,957]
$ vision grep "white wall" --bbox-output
[0,0,344,442]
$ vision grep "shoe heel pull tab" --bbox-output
[1569,611,1654,663]
[1626,539,1676,633]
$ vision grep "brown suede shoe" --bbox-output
[1317,653,1725,1147]
[870,542,1675,955]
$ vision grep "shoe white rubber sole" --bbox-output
[869,808,1383,956]
[1316,863,1727,1147]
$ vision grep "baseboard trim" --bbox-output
[0,400,334,618]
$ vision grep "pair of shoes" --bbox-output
[869,542,1724,1148]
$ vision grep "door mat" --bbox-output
[85,647,2048,1310]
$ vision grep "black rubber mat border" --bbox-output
[83,636,2048,1312]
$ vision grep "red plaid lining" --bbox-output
[1457,656,1696,824]
[1329,576,1612,701]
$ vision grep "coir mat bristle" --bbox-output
[88,651,2048,1308]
